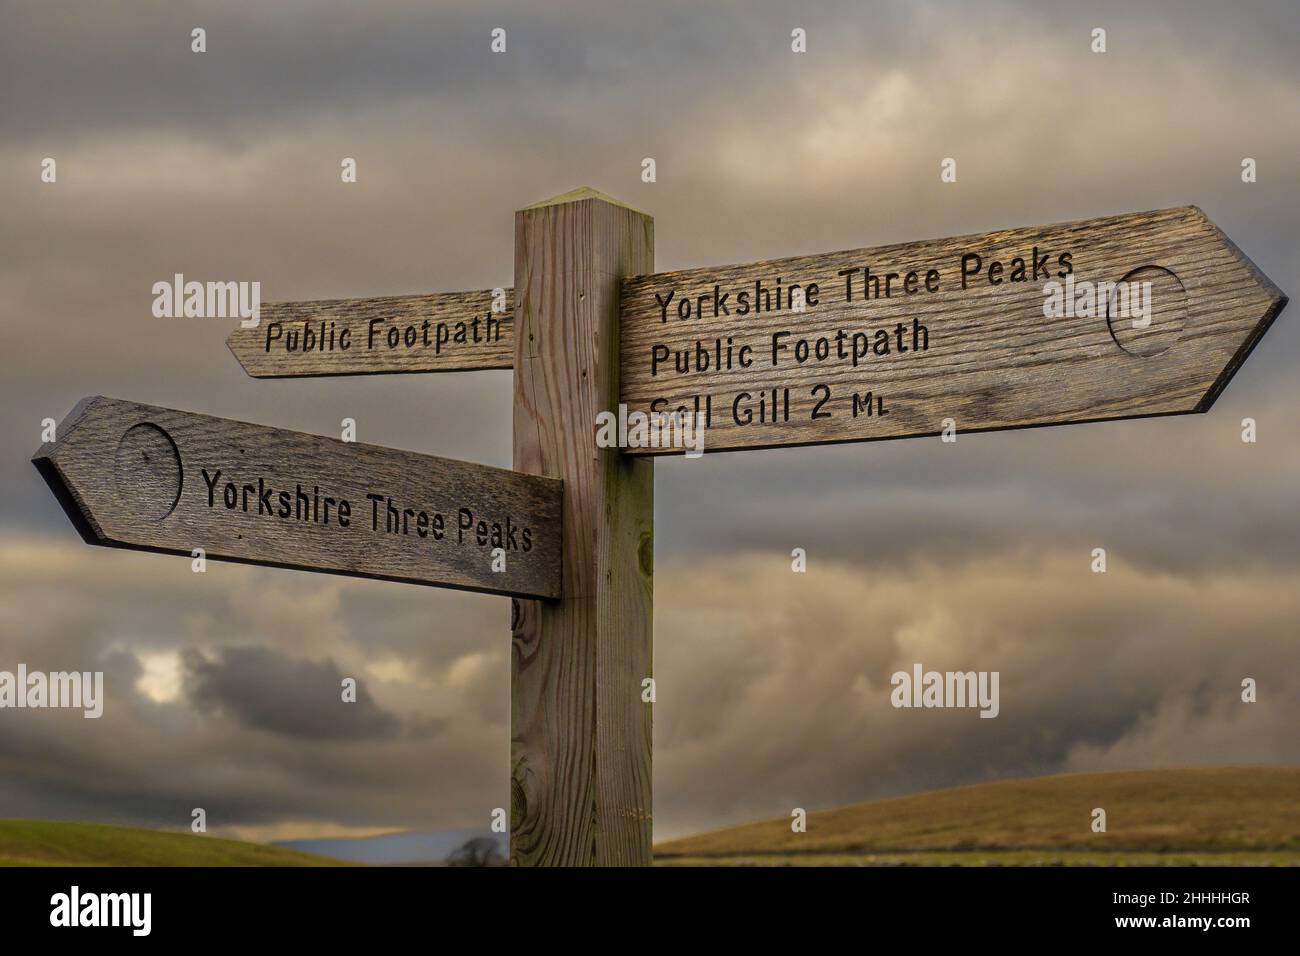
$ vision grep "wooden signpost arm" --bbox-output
[511,188,656,866]
[32,396,563,599]
[227,288,515,378]
[618,206,1286,454]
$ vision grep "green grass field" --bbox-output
[0,820,346,867]
[654,767,1300,866]
[6,767,1297,866]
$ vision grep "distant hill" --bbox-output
[8,768,1295,867]
[277,830,507,865]
[0,820,344,867]
[654,767,1300,866]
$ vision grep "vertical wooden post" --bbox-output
[511,187,655,866]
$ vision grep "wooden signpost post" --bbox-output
[36,188,1285,867]
[509,190,655,866]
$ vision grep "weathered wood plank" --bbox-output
[33,396,561,599]
[227,287,514,377]
[511,188,655,866]
[619,206,1286,454]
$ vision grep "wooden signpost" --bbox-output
[34,396,562,599]
[37,188,1285,867]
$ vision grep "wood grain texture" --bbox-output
[620,206,1286,455]
[511,189,655,866]
[227,288,514,377]
[33,396,562,599]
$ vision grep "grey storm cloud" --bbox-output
[183,645,404,740]
[0,541,509,836]
[1,0,1298,841]
[652,554,1300,837]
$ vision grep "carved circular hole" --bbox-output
[114,423,183,520]
[1105,265,1187,358]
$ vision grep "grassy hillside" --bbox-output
[0,820,346,867]
[655,767,1300,866]
[8,768,1296,866]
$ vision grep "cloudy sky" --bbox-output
[1,0,1297,843]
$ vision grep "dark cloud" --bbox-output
[652,555,1300,837]
[183,645,404,740]
[0,542,508,836]
[658,409,1300,575]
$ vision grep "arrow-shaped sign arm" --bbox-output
[617,205,1287,454]
[33,396,563,599]
[227,287,516,378]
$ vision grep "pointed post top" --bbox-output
[521,186,648,216]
